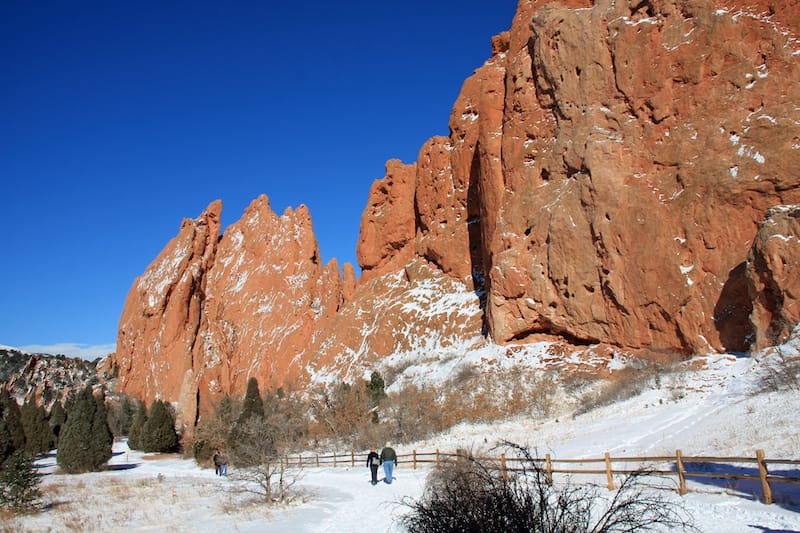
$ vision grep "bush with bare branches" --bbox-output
[226,415,301,504]
[401,442,697,533]
[759,344,800,392]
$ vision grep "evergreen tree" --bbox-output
[20,401,54,456]
[238,377,264,423]
[119,395,135,435]
[106,394,136,438]
[127,401,147,451]
[367,371,387,407]
[141,400,178,453]
[56,386,112,473]
[63,390,78,415]
[48,400,67,447]
[0,402,13,465]
[90,393,113,468]
[0,451,42,513]
[0,391,25,454]
[229,379,271,465]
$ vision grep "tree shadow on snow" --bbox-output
[106,463,139,471]
[678,461,800,513]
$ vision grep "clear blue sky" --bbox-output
[1,1,517,358]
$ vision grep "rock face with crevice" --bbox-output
[747,205,800,351]
[111,0,800,425]
[358,0,800,356]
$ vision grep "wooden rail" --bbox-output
[280,448,800,505]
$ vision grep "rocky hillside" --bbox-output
[0,346,112,408]
[109,0,800,428]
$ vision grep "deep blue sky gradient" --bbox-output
[1,1,518,356]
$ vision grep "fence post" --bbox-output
[545,453,553,485]
[334,452,337,467]
[413,449,417,470]
[352,451,355,467]
[436,449,440,466]
[316,454,319,468]
[604,452,614,490]
[501,453,508,481]
[676,449,687,495]
[756,449,773,505]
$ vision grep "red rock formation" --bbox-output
[357,160,417,282]
[112,0,800,426]
[113,197,352,423]
[747,205,800,350]
[115,201,221,407]
[191,195,345,415]
[357,0,800,356]
[305,258,487,383]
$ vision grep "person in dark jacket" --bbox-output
[213,451,222,476]
[366,447,380,485]
[380,442,397,484]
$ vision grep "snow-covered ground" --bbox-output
[7,351,800,532]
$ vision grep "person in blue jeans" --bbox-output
[380,442,397,484]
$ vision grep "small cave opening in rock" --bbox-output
[713,262,754,353]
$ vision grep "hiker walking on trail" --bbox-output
[366,447,380,485]
[219,453,228,476]
[380,442,397,484]
[213,451,222,476]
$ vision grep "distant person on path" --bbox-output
[213,451,222,476]
[380,442,397,484]
[220,453,228,476]
[366,447,380,485]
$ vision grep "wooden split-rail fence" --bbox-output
[281,448,800,505]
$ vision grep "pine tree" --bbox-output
[127,401,147,451]
[239,377,264,423]
[56,386,112,473]
[0,451,42,513]
[119,395,135,435]
[141,400,178,453]
[0,391,26,454]
[90,393,113,468]
[367,371,387,407]
[20,401,54,456]
[48,400,67,447]
[0,402,14,466]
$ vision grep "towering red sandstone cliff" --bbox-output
[359,0,800,356]
[115,200,221,408]
[114,196,353,419]
[111,0,800,425]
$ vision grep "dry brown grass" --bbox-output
[379,367,561,444]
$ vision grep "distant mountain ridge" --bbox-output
[0,346,112,407]
[108,0,800,429]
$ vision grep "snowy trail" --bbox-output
[8,351,800,532]
[234,466,430,533]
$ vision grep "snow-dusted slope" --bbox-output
[8,336,800,532]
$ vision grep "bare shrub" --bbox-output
[190,395,242,464]
[384,384,444,444]
[667,370,689,401]
[379,368,561,445]
[401,442,697,533]
[226,416,302,504]
[758,345,800,392]
[307,381,372,449]
[574,365,659,416]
